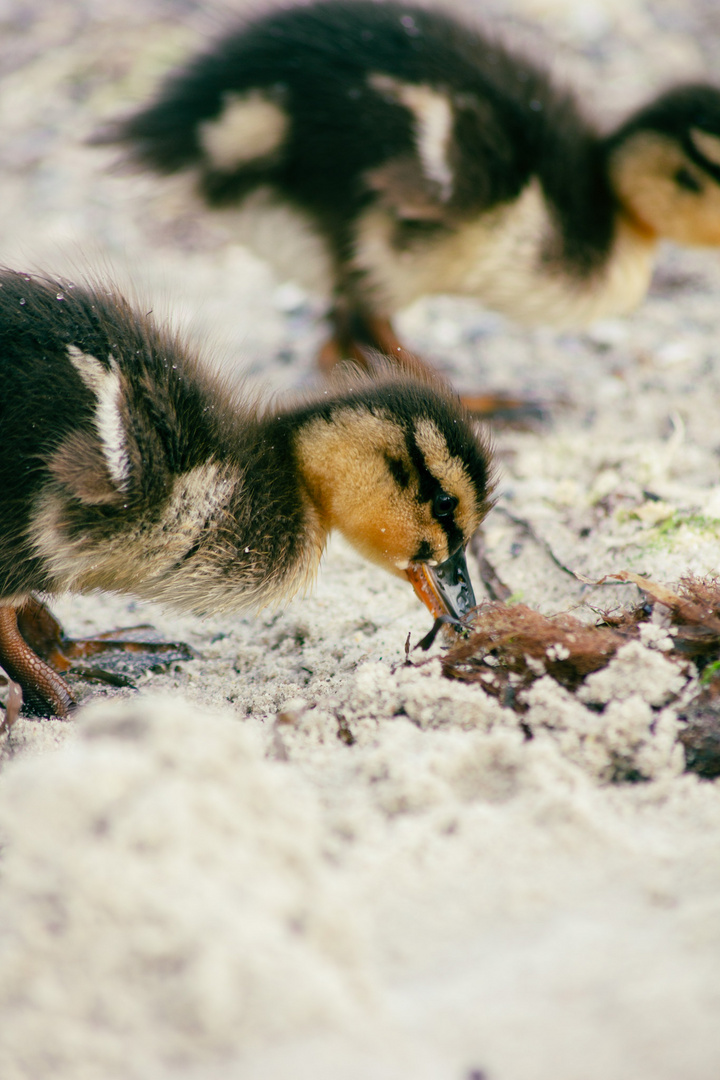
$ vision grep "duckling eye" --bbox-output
[433,491,458,519]
[675,167,703,193]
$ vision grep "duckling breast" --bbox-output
[352,179,656,327]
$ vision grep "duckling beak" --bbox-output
[405,546,477,622]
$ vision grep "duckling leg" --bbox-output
[318,304,418,374]
[0,606,75,719]
[0,595,194,720]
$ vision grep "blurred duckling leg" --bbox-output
[318,303,417,374]
[0,605,76,719]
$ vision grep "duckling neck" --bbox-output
[147,420,329,615]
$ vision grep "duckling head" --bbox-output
[291,376,494,621]
[608,84,720,246]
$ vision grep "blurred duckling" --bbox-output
[104,0,720,376]
[0,270,493,719]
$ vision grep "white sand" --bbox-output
[1,2,720,1078]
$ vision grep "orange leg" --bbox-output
[0,605,75,718]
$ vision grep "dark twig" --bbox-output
[470,531,512,601]
[495,505,580,578]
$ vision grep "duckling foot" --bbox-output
[319,310,549,424]
[16,596,196,693]
[455,392,549,427]
[0,605,76,719]
[0,598,197,720]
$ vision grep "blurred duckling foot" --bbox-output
[318,309,416,374]
[452,391,549,427]
[319,308,547,424]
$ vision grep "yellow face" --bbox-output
[611,129,720,245]
[293,408,488,576]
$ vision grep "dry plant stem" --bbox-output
[0,606,75,718]
[496,506,581,578]
[470,531,512,601]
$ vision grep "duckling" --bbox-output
[103,0,720,381]
[0,270,493,719]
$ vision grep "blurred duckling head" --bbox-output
[608,84,720,245]
[291,375,494,620]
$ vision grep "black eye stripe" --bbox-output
[385,454,410,489]
[675,166,703,192]
[406,430,464,552]
[413,539,434,562]
[685,136,720,185]
[407,436,437,504]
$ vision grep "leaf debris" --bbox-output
[438,573,720,777]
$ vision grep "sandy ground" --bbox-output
[2,1,720,1078]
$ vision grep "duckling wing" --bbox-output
[0,270,217,528]
[108,1,536,227]
[363,87,524,228]
[0,274,131,598]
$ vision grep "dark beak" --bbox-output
[405,545,477,622]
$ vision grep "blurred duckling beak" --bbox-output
[405,546,477,622]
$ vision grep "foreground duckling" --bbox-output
[105,0,720,376]
[0,270,493,719]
